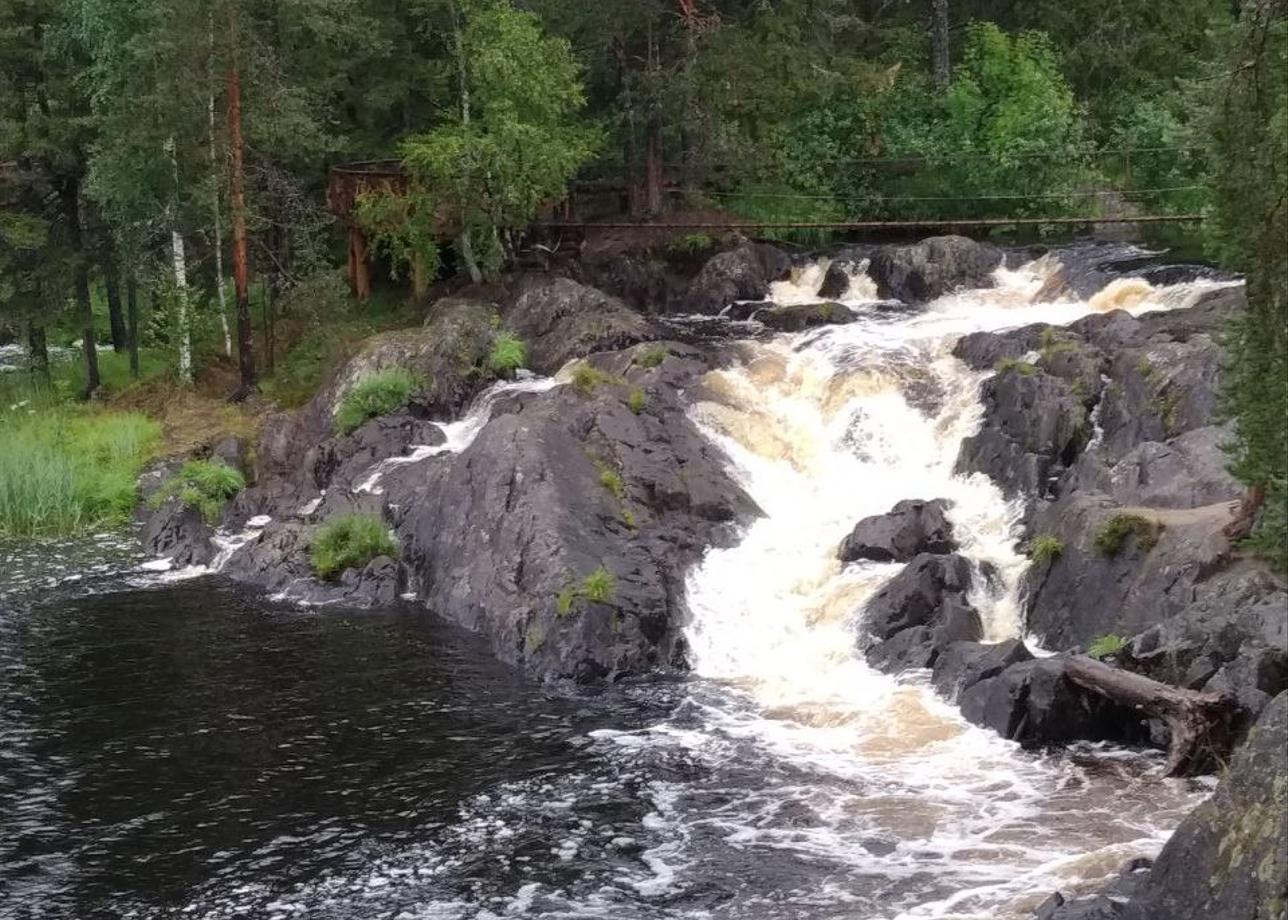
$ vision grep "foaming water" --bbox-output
[668,258,1223,916]
[769,257,881,305]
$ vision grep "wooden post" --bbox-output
[348,225,372,302]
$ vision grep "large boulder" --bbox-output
[682,242,791,314]
[574,252,676,314]
[860,553,984,672]
[931,638,1034,700]
[869,236,1003,303]
[505,276,654,374]
[838,498,955,564]
[959,657,1147,747]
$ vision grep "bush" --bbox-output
[1094,513,1162,557]
[555,564,617,616]
[310,513,400,580]
[1030,534,1064,564]
[488,331,528,377]
[153,459,245,523]
[666,233,714,255]
[1088,634,1129,660]
[0,410,160,537]
[335,367,417,434]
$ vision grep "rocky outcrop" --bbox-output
[574,252,676,314]
[682,242,791,314]
[931,638,1033,700]
[869,235,1003,302]
[506,276,654,374]
[838,499,955,563]
[215,340,759,681]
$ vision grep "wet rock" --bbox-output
[1119,692,1287,920]
[1068,425,1242,509]
[869,235,1003,303]
[838,498,955,564]
[959,657,1146,747]
[1035,860,1154,919]
[756,302,857,332]
[575,252,675,314]
[506,276,654,374]
[139,498,215,567]
[931,638,1034,700]
[682,242,791,314]
[861,553,976,641]
[955,365,1089,499]
[866,625,938,671]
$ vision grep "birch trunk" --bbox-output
[165,136,193,386]
[209,16,232,358]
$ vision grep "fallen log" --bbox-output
[1065,654,1236,777]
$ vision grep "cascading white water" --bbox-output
[634,260,1236,917]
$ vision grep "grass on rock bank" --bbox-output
[311,513,400,579]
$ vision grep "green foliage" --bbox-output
[1030,534,1065,564]
[152,459,245,524]
[310,513,400,580]
[635,345,669,369]
[0,410,160,537]
[1087,634,1129,660]
[400,0,599,278]
[598,466,625,501]
[627,387,646,415]
[1207,1,1288,572]
[487,331,528,377]
[524,621,546,654]
[354,186,441,283]
[555,564,617,616]
[335,367,418,434]
[1094,513,1162,557]
[995,357,1037,376]
[725,183,843,246]
[666,233,714,255]
[570,362,614,395]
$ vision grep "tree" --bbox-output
[400,0,598,281]
[931,0,951,88]
[1209,0,1288,569]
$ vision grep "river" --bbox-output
[0,257,1230,919]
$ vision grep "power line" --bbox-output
[535,215,1204,231]
[678,185,1206,203]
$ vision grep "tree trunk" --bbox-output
[166,137,193,386]
[104,245,127,352]
[126,274,140,379]
[931,0,951,89]
[226,7,256,400]
[62,177,100,398]
[1065,655,1236,777]
[458,230,482,285]
[27,320,49,383]
[644,23,664,218]
[208,13,232,358]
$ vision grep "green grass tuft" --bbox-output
[488,331,528,377]
[571,362,616,395]
[335,367,417,434]
[555,564,617,616]
[1087,634,1129,660]
[666,233,714,255]
[636,345,670,369]
[153,459,245,523]
[627,387,646,415]
[995,357,1037,376]
[310,512,400,580]
[1094,513,1163,557]
[599,466,626,501]
[1029,534,1065,564]
[0,410,160,538]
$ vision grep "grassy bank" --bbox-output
[0,408,161,538]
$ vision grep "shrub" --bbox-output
[1030,534,1064,564]
[335,367,417,434]
[488,331,528,377]
[0,411,160,537]
[571,362,614,395]
[153,459,246,523]
[666,232,714,255]
[627,387,646,415]
[555,564,617,616]
[636,345,669,369]
[1094,513,1162,557]
[310,513,400,580]
[1088,634,1129,660]
[995,357,1037,376]
[599,467,625,501]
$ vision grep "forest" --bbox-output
[0,0,1284,558]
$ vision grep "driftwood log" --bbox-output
[1066,655,1236,776]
